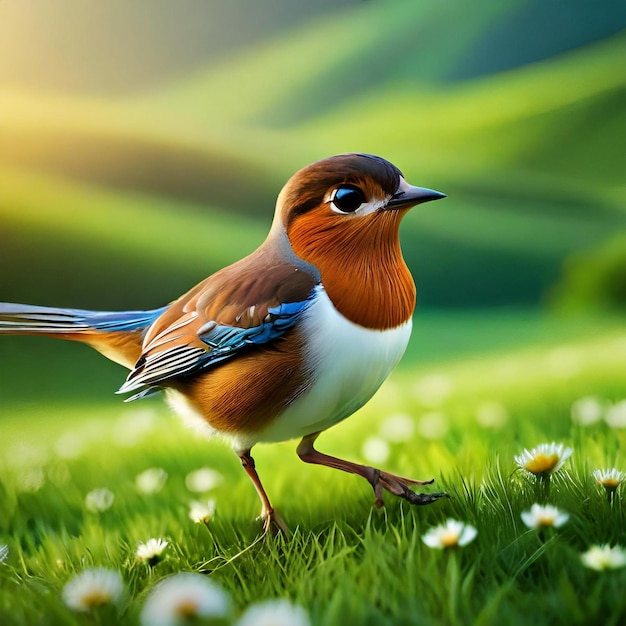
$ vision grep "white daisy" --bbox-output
[593,468,624,493]
[140,572,231,626]
[580,545,626,571]
[185,468,223,493]
[520,503,569,529]
[136,468,168,494]
[413,374,453,407]
[379,413,415,442]
[417,411,449,440]
[85,488,114,513]
[514,442,572,477]
[422,519,477,549]
[0,545,8,563]
[475,401,508,429]
[236,599,311,626]
[605,400,626,428]
[136,538,169,565]
[62,568,125,612]
[54,431,87,459]
[570,396,604,426]
[361,436,390,464]
[112,408,158,447]
[189,500,216,524]
[17,467,45,493]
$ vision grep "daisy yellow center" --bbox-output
[176,599,199,618]
[596,555,614,568]
[525,453,559,475]
[537,515,555,527]
[82,591,112,608]
[440,532,459,548]
[600,478,619,488]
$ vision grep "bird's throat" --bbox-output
[288,211,416,330]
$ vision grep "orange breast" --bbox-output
[288,210,415,330]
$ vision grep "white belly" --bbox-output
[256,287,411,444]
[165,288,412,451]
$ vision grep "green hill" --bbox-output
[141,1,507,127]
[0,169,268,310]
[139,0,626,127]
[3,0,623,96]
[0,34,622,208]
[0,9,624,308]
[0,0,353,94]
[292,34,625,184]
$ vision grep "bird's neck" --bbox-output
[287,212,415,330]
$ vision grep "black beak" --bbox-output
[386,185,446,210]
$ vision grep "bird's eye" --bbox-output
[330,185,365,214]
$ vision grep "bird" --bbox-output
[0,153,447,533]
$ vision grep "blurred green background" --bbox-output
[0,0,625,406]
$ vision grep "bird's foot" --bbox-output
[368,469,449,508]
[259,508,291,537]
[296,436,448,509]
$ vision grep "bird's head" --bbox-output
[271,154,446,329]
[274,153,444,238]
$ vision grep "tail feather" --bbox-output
[0,303,166,335]
[0,302,167,369]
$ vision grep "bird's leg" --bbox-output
[237,449,290,535]
[296,433,447,508]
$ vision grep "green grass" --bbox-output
[1,7,625,622]
[1,322,625,625]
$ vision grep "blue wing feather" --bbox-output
[117,297,312,397]
[198,299,309,355]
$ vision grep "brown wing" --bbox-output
[117,247,318,399]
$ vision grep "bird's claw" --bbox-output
[259,509,291,537]
[402,490,449,505]
[370,469,448,507]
